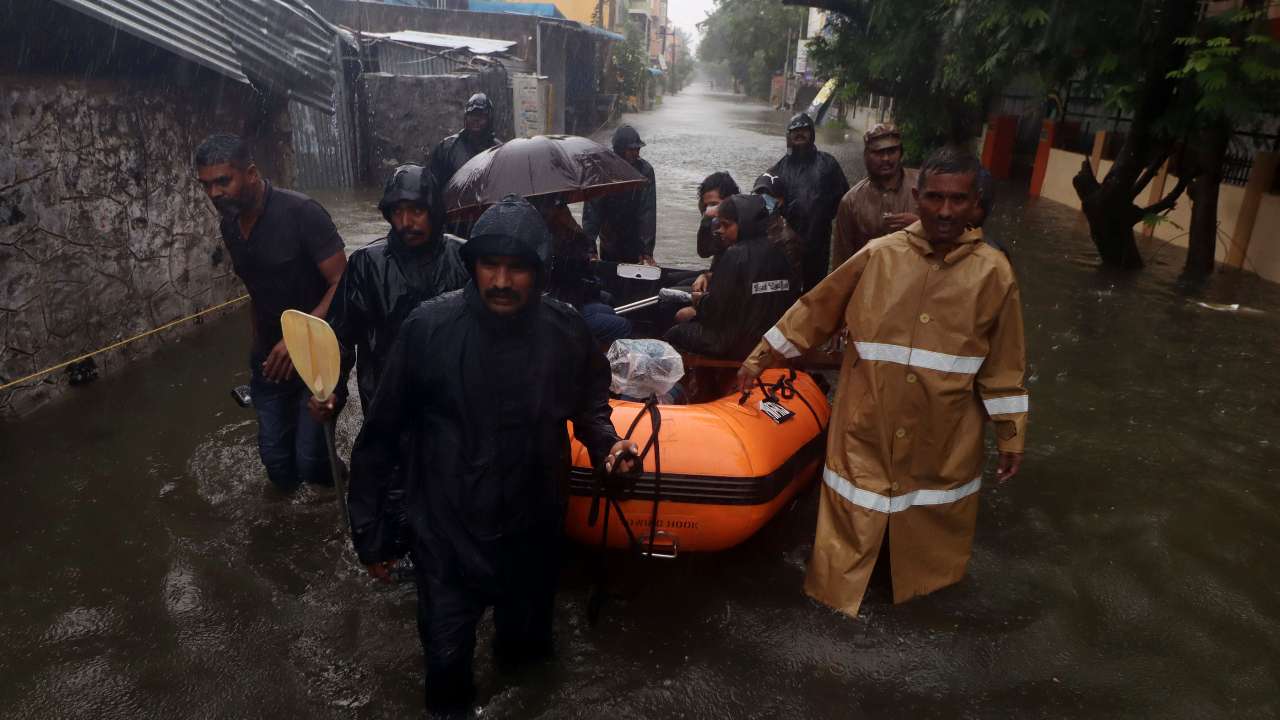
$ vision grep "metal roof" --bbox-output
[359,30,518,56]
[50,0,338,113]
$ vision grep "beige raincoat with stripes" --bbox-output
[742,221,1028,617]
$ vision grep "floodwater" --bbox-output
[3,85,1280,719]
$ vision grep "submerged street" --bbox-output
[3,85,1280,718]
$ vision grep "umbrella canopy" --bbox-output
[444,135,647,219]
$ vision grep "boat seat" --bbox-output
[680,354,741,369]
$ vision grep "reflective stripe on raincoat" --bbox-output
[742,221,1028,617]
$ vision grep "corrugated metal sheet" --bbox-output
[375,43,472,77]
[50,0,338,113]
[220,0,338,112]
[360,30,517,55]
[50,0,248,83]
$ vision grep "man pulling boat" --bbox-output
[737,146,1029,617]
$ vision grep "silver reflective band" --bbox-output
[765,326,801,358]
[984,394,1029,415]
[823,468,982,513]
[854,341,985,374]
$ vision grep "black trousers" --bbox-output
[412,529,561,713]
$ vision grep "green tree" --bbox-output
[699,0,807,99]
[802,0,1280,278]
[667,28,697,94]
[613,18,650,99]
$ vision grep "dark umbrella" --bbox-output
[444,135,647,219]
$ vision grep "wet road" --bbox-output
[4,85,1280,718]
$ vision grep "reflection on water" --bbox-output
[2,86,1279,718]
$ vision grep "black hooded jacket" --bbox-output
[665,195,799,359]
[766,115,849,280]
[348,196,620,580]
[583,126,657,262]
[428,127,499,188]
[329,165,470,407]
[329,232,469,408]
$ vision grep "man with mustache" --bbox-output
[349,195,638,714]
[832,124,919,268]
[195,133,347,493]
[736,146,1029,618]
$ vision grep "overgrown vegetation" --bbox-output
[804,0,1280,278]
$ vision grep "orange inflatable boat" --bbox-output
[566,369,831,556]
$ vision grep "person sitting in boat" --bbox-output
[735,146,1029,619]
[664,194,798,361]
[534,194,632,348]
[348,194,639,716]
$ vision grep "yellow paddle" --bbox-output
[280,309,349,529]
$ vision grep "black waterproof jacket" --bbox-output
[428,128,499,187]
[328,231,469,408]
[582,158,657,262]
[349,195,621,582]
[348,286,620,574]
[665,195,799,359]
[767,143,849,284]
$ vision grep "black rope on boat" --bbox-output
[586,394,665,626]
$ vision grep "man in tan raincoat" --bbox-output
[737,146,1028,617]
[831,124,919,268]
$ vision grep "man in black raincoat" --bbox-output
[349,195,638,714]
[428,93,500,188]
[314,164,469,415]
[664,194,798,360]
[583,125,657,264]
[766,113,849,291]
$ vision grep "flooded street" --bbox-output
[3,85,1279,718]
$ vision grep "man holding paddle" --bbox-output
[195,133,347,493]
[349,195,639,714]
[736,147,1028,618]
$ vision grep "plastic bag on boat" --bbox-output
[607,339,685,398]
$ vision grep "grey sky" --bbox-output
[666,0,717,52]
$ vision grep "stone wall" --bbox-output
[0,72,281,419]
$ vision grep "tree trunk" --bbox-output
[1071,0,1200,269]
[1185,122,1229,277]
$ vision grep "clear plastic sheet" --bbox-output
[607,339,685,398]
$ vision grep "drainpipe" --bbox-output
[536,22,542,76]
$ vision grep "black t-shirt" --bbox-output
[219,183,344,354]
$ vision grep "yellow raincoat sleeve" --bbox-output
[976,279,1029,454]
[741,246,871,375]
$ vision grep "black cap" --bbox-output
[786,113,815,133]
[752,172,787,199]
[465,93,492,114]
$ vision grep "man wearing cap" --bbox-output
[428,92,500,190]
[753,172,804,287]
[349,195,638,714]
[832,124,919,268]
[766,113,850,291]
[584,125,658,264]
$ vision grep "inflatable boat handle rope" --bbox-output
[586,393,664,560]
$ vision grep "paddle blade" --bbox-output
[279,309,341,401]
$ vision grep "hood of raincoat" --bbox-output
[611,124,646,153]
[378,164,445,256]
[719,193,770,245]
[460,194,552,274]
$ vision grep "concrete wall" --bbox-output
[362,68,509,179]
[1038,148,1280,283]
[0,1,292,419]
